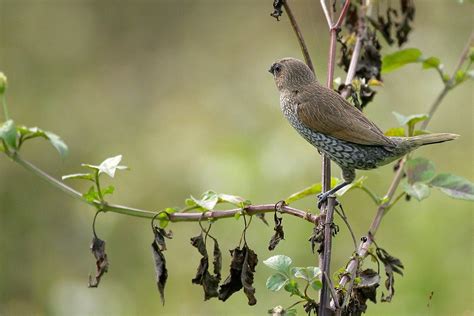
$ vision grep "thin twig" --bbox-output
[283,0,315,74]
[334,205,357,250]
[324,271,340,309]
[422,30,472,128]
[333,0,352,30]
[341,1,367,100]
[320,0,333,27]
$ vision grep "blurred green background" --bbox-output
[0,1,472,315]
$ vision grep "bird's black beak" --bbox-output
[269,64,275,74]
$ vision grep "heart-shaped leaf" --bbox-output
[429,173,474,200]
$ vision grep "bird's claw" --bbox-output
[317,192,340,209]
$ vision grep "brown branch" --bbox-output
[336,30,474,299]
[283,0,315,74]
[340,2,367,100]
[319,196,337,314]
[318,2,351,316]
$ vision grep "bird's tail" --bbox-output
[406,133,459,147]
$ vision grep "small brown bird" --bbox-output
[269,57,458,207]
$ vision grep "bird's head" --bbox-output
[269,57,315,92]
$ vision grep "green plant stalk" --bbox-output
[94,170,104,202]
[1,94,9,121]
[359,185,381,205]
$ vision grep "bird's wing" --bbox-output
[296,85,395,146]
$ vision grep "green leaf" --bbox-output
[403,182,431,201]
[283,279,301,296]
[392,112,429,130]
[62,173,95,181]
[284,308,298,316]
[82,155,129,177]
[405,157,436,184]
[185,198,196,207]
[17,126,68,158]
[157,209,176,228]
[266,273,289,291]
[0,119,17,149]
[429,173,474,200]
[455,70,466,84]
[83,186,99,203]
[421,56,440,69]
[81,163,100,171]
[101,185,115,196]
[337,176,367,196]
[382,48,422,73]
[98,155,128,177]
[191,190,219,211]
[218,193,251,208]
[263,255,292,276]
[310,279,323,291]
[44,131,68,158]
[384,127,406,137]
[292,266,321,281]
[285,177,339,204]
[234,209,243,220]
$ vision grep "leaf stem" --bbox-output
[94,170,104,202]
[359,185,381,205]
[2,94,9,121]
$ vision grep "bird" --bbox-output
[269,57,458,208]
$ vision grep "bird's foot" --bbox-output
[317,192,340,210]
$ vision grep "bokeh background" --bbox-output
[0,1,472,315]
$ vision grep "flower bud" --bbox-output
[0,72,7,94]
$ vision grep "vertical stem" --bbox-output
[94,170,104,202]
[319,196,336,315]
[283,0,316,74]
[319,2,351,315]
[2,94,9,121]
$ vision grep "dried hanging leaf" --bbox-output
[151,227,173,305]
[219,247,245,302]
[241,247,258,306]
[308,224,324,254]
[190,233,222,300]
[396,0,415,46]
[213,239,222,278]
[270,0,284,21]
[376,247,404,302]
[268,212,284,251]
[344,269,380,315]
[219,245,258,305]
[303,300,319,315]
[88,236,109,288]
[191,234,207,257]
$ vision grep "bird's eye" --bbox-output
[274,65,281,73]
